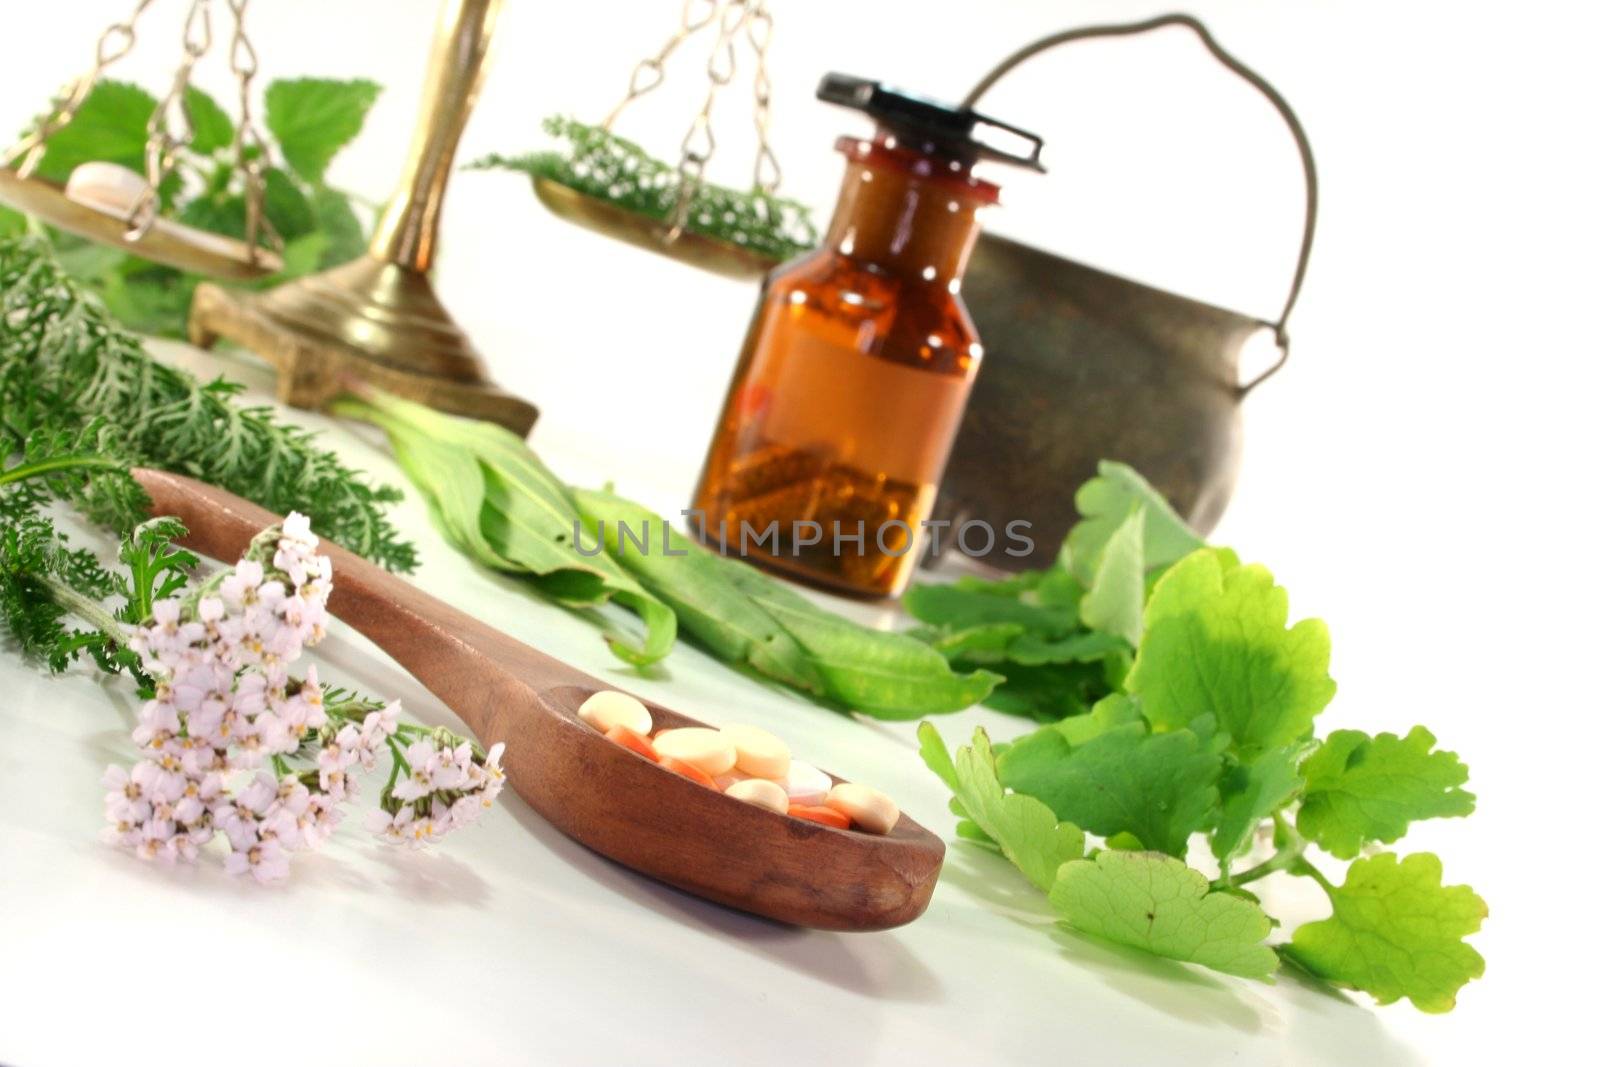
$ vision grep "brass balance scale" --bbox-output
[0,0,283,281]
[2,3,1315,552]
[0,0,801,437]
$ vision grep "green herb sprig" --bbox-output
[0,234,415,571]
[472,116,818,264]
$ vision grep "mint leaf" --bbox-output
[917,724,1084,893]
[1065,461,1204,583]
[1079,504,1145,645]
[265,78,381,183]
[998,721,1221,857]
[34,81,156,181]
[1128,549,1335,757]
[1051,850,1279,978]
[184,86,235,155]
[1284,852,1486,1012]
[1211,745,1303,869]
[1297,727,1474,859]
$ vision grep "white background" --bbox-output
[2,1,1597,1064]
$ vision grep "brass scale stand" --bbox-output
[1,0,786,436]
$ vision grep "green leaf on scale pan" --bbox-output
[184,86,235,156]
[1283,852,1486,1012]
[311,185,367,268]
[1050,850,1279,979]
[1078,504,1146,646]
[917,724,1084,893]
[1296,727,1475,859]
[265,78,382,183]
[571,486,824,695]
[32,81,156,181]
[1127,548,1336,759]
[1063,460,1205,584]
[333,391,675,667]
[264,168,317,240]
[997,718,1222,858]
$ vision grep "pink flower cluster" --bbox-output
[368,733,506,849]
[100,513,504,882]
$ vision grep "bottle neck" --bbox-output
[823,136,994,285]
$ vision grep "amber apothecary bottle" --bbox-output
[692,74,1044,598]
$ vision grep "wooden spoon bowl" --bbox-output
[133,469,944,931]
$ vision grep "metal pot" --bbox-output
[935,15,1318,570]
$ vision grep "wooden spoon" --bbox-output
[133,469,944,931]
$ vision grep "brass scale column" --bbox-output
[189,0,538,435]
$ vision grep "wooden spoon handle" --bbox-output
[131,468,581,738]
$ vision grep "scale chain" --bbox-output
[747,0,780,195]
[665,0,752,242]
[602,0,718,131]
[127,0,214,240]
[3,0,160,178]
[225,0,278,261]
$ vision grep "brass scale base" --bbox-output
[191,0,537,436]
[189,258,536,434]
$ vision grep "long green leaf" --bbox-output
[572,487,823,693]
[335,393,675,666]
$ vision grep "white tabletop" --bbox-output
[0,339,1529,1067]
[4,1,1593,1061]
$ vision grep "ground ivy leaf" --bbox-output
[1051,850,1279,978]
[917,724,1084,893]
[1297,727,1475,859]
[1080,504,1146,646]
[998,720,1221,858]
[1128,549,1336,758]
[265,78,381,183]
[1065,461,1205,583]
[1211,746,1303,869]
[1284,852,1486,1012]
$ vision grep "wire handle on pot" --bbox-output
[964,13,1316,398]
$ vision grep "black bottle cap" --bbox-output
[817,73,1045,172]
